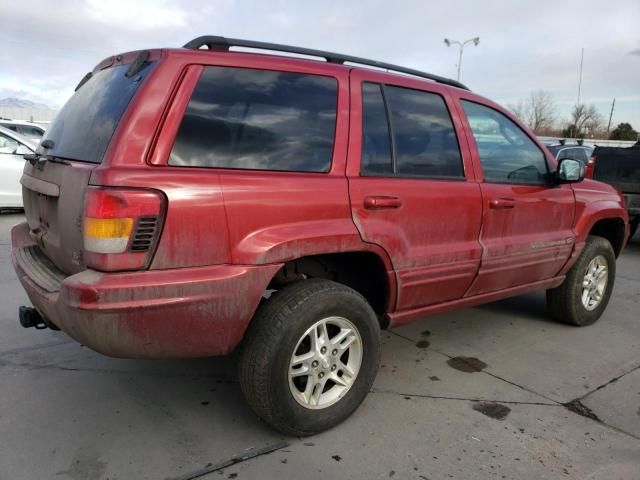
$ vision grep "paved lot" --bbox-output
[0,211,638,479]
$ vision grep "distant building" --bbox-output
[0,97,57,125]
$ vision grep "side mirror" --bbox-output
[556,158,585,183]
[15,144,33,155]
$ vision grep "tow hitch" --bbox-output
[19,306,59,330]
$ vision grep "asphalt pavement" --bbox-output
[0,212,638,479]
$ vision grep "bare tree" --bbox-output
[509,90,556,134]
[509,101,527,123]
[526,90,555,133]
[570,104,601,135]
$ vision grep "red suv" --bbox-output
[12,36,629,436]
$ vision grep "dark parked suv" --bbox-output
[12,36,629,435]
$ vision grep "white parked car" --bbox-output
[0,125,35,208]
[0,120,46,141]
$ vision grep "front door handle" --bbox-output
[489,198,516,209]
[364,195,403,210]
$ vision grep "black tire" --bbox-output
[238,279,381,436]
[546,235,616,326]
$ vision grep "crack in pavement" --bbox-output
[388,330,558,404]
[387,329,640,441]
[575,362,640,402]
[370,388,560,406]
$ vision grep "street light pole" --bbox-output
[444,36,480,81]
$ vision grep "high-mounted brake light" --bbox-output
[83,187,165,271]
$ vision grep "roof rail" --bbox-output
[182,36,470,91]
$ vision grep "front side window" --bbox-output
[169,67,338,172]
[361,82,464,178]
[461,100,549,185]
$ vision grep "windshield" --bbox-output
[39,62,154,163]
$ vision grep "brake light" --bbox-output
[585,154,596,178]
[83,187,165,271]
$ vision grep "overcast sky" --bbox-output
[2,0,639,128]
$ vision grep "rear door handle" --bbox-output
[489,198,516,209]
[364,196,403,210]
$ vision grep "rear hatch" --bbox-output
[21,58,155,274]
[592,145,640,194]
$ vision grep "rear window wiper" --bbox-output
[23,152,70,167]
[23,138,70,166]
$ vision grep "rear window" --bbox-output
[40,62,154,164]
[169,66,338,172]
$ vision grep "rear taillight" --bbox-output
[585,155,596,178]
[83,187,165,271]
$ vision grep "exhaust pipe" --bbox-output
[18,306,59,330]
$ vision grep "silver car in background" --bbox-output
[0,125,35,208]
[0,120,46,141]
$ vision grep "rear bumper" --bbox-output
[11,222,281,359]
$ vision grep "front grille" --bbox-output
[131,216,158,251]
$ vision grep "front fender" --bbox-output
[559,181,629,275]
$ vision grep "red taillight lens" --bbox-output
[83,187,164,271]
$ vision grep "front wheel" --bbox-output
[546,235,616,326]
[238,279,381,436]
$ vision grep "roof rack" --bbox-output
[182,36,469,91]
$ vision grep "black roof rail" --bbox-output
[182,35,470,91]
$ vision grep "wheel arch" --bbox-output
[266,250,396,328]
[587,217,627,257]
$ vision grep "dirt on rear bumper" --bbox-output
[11,222,281,359]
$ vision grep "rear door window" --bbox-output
[361,82,464,178]
[40,62,154,164]
[169,66,338,172]
[361,83,393,175]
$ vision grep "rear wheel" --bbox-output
[546,235,616,326]
[238,279,381,436]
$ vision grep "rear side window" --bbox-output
[40,62,154,163]
[169,67,338,172]
[361,83,464,178]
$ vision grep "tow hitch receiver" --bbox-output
[19,306,53,330]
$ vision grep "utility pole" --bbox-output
[444,37,480,81]
[577,47,584,106]
[607,98,616,137]
[571,48,585,139]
